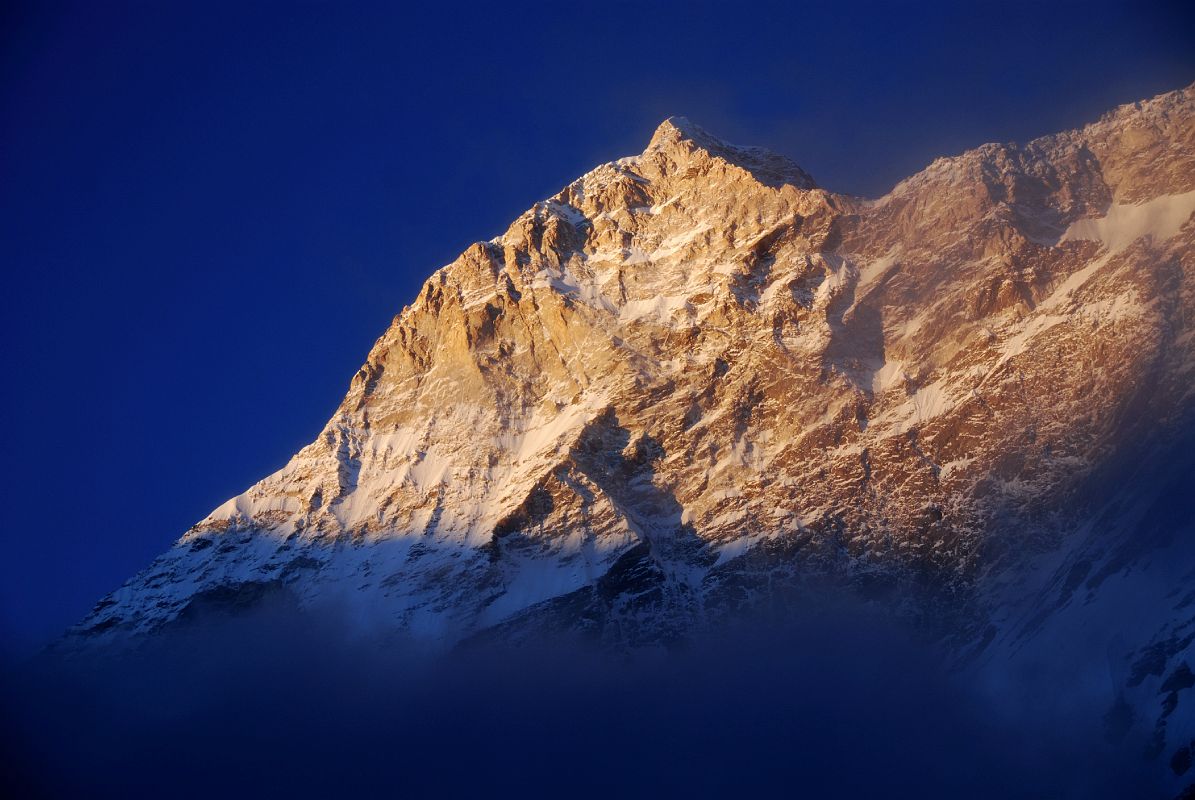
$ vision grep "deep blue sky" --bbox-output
[1,0,1192,654]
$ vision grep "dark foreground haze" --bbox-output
[2,602,1163,799]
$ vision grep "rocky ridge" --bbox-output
[71,84,1195,784]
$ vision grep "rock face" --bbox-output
[73,85,1195,777]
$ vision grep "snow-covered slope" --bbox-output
[69,85,1195,785]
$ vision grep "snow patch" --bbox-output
[910,381,953,424]
[856,247,900,294]
[620,294,693,324]
[1059,189,1195,254]
[871,360,908,395]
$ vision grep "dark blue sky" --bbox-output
[2,0,1192,654]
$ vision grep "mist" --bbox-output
[0,593,1164,799]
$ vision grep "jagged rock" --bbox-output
[64,83,1195,782]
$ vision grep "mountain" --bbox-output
[70,85,1195,784]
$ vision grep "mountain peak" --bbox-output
[66,85,1195,785]
[647,115,714,149]
[645,116,817,190]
